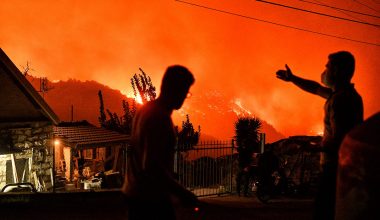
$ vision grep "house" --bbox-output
[0,48,60,192]
[53,121,129,189]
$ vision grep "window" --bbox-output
[83,149,93,159]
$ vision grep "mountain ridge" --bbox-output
[27,76,285,143]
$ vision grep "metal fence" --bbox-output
[175,140,236,197]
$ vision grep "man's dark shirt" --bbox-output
[322,84,363,164]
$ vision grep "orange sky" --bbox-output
[1,0,379,138]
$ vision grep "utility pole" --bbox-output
[71,105,74,122]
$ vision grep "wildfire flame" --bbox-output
[121,90,143,105]
[232,98,252,116]
[135,94,143,105]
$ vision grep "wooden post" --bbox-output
[21,160,28,182]
[112,146,120,172]
[11,154,19,183]
[33,171,40,191]
[260,133,266,153]
[70,148,74,182]
[50,168,54,190]
[29,157,32,182]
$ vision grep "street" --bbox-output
[179,194,314,220]
[0,191,313,220]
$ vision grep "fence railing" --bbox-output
[175,140,236,197]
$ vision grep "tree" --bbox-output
[98,68,201,144]
[98,90,107,128]
[174,114,201,184]
[120,99,137,134]
[97,68,156,134]
[175,114,201,151]
[234,116,262,156]
[234,116,262,196]
[131,68,156,104]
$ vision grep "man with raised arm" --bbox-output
[276,51,363,220]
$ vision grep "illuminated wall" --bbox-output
[0,122,54,192]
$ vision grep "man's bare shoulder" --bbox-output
[137,101,170,124]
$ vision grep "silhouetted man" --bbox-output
[276,51,363,220]
[122,65,198,220]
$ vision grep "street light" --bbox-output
[54,139,60,146]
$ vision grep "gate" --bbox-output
[175,140,236,197]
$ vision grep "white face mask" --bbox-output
[321,70,334,88]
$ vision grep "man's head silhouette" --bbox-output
[160,65,195,110]
[321,51,355,88]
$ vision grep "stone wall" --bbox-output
[0,122,54,192]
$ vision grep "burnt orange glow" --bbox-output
[1,0,379,140]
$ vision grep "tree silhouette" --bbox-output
[235,116,262,155]
[97,68,155,134]
[120,99,137,134]
[234,116,262,195]
[98,90,107,128]
[105,109,121,131]
[175,114,201,151]
[131,68,156,104]
[98,90,132,133]
[98,68,201,144]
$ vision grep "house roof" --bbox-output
[0,48,60,124]
[53,121,130,149]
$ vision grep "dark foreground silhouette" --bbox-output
[121,65,198,220]
[276,51,363,220]
[335,112,380,220]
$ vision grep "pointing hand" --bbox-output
[276,64,293,82]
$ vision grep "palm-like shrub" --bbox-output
[234,116,262,160]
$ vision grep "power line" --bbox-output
[174,0,380,47]
[352,0,380,14]
[307,0,366,23]
[256,0,380,28]
[297,0,380,19]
